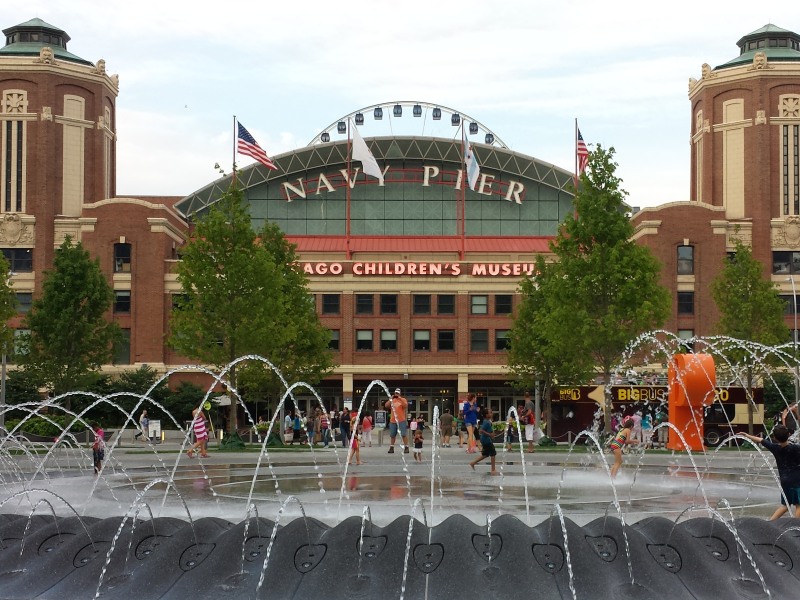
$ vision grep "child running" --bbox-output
[413,429,424,462]
[609,417,635,478]
[741,426,800,520]
[91,422,105,475]
[469,407,498,475]
[188,408,210,458]
[347,412,362,465]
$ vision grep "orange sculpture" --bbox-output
[667,354,716,451]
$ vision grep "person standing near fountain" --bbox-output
[413,428,424,462]
[469,407,498,475]
[462,393,479,453]
[135,409,149,443]
[340,406,351,448]
[91,422,105,475]
[347,411,362,465]
[522,391,537,453]
[609,417,635,478]
[319,409,331,448]
[188,408,209,458]
[385,388,409,454]
[361,411,373,447]
[439,408,454,447]
[741,426,800,520]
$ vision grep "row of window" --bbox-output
[322,293,513,316]
[328,328,509,352]
[0,245,133,274]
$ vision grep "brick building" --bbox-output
[632,24,800,344]
[0,18,186,368]
[4,18,800,421]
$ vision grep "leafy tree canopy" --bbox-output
[169,186,334,431]
[19,237,120,401]
[510,145,670,431]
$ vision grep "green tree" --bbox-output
[169,186,334,433]
[507,255,595,429]
[525,145,670,433]
[711,238,789,433]
[19,237,120,406]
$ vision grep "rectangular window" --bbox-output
[356,329,373,351]
[678,329,695,352]
[438,329,455,351]
[495,329,509,351]
[2,248,32,272]
[355,294,374,314]
[321,294,340,315]
[437,294,455,315]
[471,295,488,314]
[113,290,131,314]
[380,294,398,315]
[114,243,131,273]
[495,295,513,315]
[10,328,29,362]
[677,291,694,315]
[328,330,340,351]
[413,329,431,351]
[677,245,694,275]
[470,329,489,352]
[783,295,800,315]
[15,292,31,313]
[773,251,800,274]
[380,329,397,351]
[113,329,131,364]
[413,294,431,315]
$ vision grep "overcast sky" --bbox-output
[6,1,798,208]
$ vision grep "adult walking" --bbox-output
[135,409,149,443]
[462,393,479,453]
[385,388,409,454]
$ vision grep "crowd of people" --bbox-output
[85,391,800,522]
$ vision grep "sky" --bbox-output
[6,1,800,209]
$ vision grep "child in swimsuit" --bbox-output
[610,417,635,478]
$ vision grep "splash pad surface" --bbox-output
[16,442,777,526]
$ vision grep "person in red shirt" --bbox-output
[385,388,409,454]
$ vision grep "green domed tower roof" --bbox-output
[717,23,800,69]
[1,18,92,66]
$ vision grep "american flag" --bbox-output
[237,122,277,170]
[576,127,589,175]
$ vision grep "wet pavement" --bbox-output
[0,438,783,527]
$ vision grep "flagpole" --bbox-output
[459,122,466,261]
[232,115,238,188]
[346,119,352,260]
[574,118,578,189]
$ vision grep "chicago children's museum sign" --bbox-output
[302,262,538,277]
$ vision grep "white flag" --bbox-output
[351,124,384,183]
[464,135,480,191]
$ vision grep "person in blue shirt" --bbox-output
[469,406,498,475]
[462,393,480,454]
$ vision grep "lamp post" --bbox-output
[788,276,800,413]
